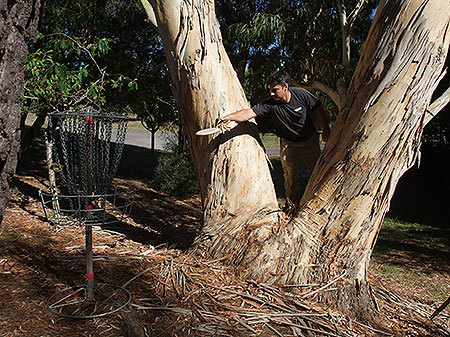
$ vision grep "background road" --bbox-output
[124,128,280,156]
[124,129,178,151]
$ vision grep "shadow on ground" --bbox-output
[16,134,450,251]
[16,139,202,250]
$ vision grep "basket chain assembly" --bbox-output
[41,108,133,319]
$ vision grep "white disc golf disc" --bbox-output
[195,127,221,136]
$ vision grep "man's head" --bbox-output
[267,70,290,102]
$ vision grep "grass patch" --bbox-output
[260,133,279,148]
[429,283,450,301]
[373,263,403,277]
[373,216,450,260]
[371,216,450,302]
[370,261,449,301]
[376,217,450,252]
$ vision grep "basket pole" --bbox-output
[85,225,94,301]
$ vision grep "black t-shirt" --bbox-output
[252,87,320,141]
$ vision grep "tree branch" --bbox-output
[338,0,367,71]
[300,80,342,111]
[46,32,105,76]
[348,0,368,27]
[424,83,450,126]
[140,0,158,27]
[338,1,350,71]
[337,1,346,28]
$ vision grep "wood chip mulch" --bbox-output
[0,174,449,336]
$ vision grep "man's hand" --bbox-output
[218,108,256,133]
[218,117,233,133]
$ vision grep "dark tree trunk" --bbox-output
[150,127,159,152]
[0,0,40,225]
[151,131,155,152]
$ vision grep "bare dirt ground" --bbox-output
[1,144,449,336]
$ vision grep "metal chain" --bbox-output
[111,119,128,184]
[47,108,129,198]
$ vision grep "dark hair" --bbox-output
[267,70,290,86]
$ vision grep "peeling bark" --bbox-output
[300,0,450,314]
[139,0,158,27]
[425,84,450,125]
[144,0,450,316]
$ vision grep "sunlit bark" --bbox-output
[143,0,450,316]
[147,0,279,230]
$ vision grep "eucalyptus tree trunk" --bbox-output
[147,0,279,230]
[0,0,40,225]
[144,0,449,316]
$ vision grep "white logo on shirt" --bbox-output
[294,106,303,112]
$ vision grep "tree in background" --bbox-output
[138,97,177,152]
[216,0,285,82]
[223,0,378,117]
[21,0,173,155]
[21,33,113,155]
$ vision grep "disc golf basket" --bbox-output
[39,108,134,318]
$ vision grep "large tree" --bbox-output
[0,0,41,224]
[141,0,450,317]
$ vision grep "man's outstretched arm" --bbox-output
[222,108,256,122]
[219,108,257,131]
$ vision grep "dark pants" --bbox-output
[280,131,321,204]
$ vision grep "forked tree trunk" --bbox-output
[146,0,449,316]
[0,0,40,225]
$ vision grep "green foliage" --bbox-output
[228,12,285,48]
[152,150,200,198]
[217,0,379,105]
[140,99,177,133]
[131,66,177,139]
[86,0,175,132]
[22,0,175,151]
[23,34,114,115]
